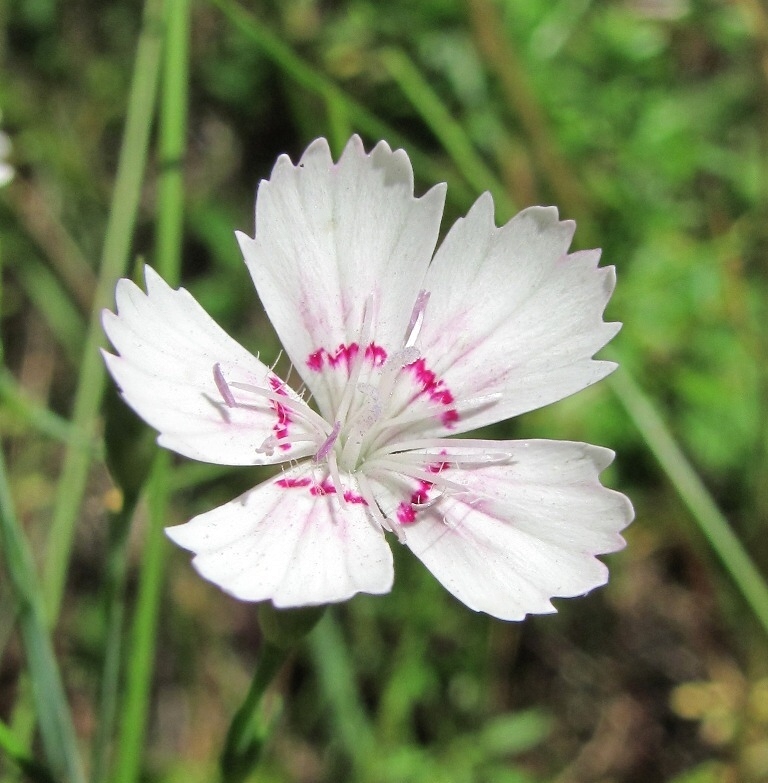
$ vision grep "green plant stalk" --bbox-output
[211,0,475,209]
[89,499,138,783]
[325,95,353,159]
[610,367,768,637]
[465,0,591,231]
[112,3,188,778]
[380,47,515,219]
[112,454,171,783]
[219,642,290,783]
[155,0,189,286]
[42,0,166,625]
[308,613,375,777]
[0,450,85,783]
[0,718,58,783]
[0,368,99,453]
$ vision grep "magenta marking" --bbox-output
[306,342,388,373]
[365,343,387,366]
[268,375,293,450]
[278,475,367,505]
[213,363,236,407]
[404,358,459,428]
[276,477,312,489]
[426,456,452,473]
[397,502,416,524]
[396,477,444,526]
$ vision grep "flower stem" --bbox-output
[219,642,290,783]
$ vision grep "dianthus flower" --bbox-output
[103,136,632,620]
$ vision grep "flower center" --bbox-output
[305,290,459,473]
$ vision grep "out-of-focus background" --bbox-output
[1,0,767,781]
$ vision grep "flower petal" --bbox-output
[417,199,619,435]
[370,440,632,621]
[167,466,394,606]
[237,135,446,419]
[103,267,321,465]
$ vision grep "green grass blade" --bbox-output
[379,47,515,218]
[112,455,171,783]
[308,613,375,776]
[210,0,475,208]
[0,450,85,783]
[610,367,768,636]
[42,0,166,624]
[0,718,57,783]
[0,368,100,454]
[113,1,189,778]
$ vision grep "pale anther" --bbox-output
[315,420,341,461]
[404,290,430,348]
[213,363,236,407]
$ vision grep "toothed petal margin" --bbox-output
[102,267,317,465]
[238,135,447,418]
[167,466,394,606]
[370,440,633,621]
[417,202,619,435]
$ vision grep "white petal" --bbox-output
[167,465,394,606]
[417,200,619,435]
[103,267,320,465]
[370,440,632,621]
[237,135,446,419]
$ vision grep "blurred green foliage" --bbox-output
[1,0,768,781]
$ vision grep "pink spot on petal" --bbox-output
[307,350,324,371]
[268,375,292,450]
[279,475,367,505]
[404,358,459,428]
[397,502,416,524]
[306,342,388,374]
[276,477,312,489]
[365,343,387,366]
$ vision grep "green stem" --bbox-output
[220,643,290,783]
[112,3,188,776]
[0,718,57,783]
[0,449,85,783]
[112,454,171,783]
[379,47,515,219]
[89,499,138,783]
[610,367,768,636]
[42,0,166,625]
[308,613,375,776]
[210,0,475,209]
[465,0,593,237]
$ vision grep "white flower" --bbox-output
[102,136,633,621]
[0,111,14,188]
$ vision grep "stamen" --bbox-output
[256,433,315,456]
[229,380,330,436]
[378,439,514,465]
[365,458,470,496]
[327,451,347,510]
[213,363,236,407]
[335,293,377,424]
[339,385,381,470]
[357,473,406,543]
[404,290,430,348]
[411,490,443,509]
[315,420,341,461]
